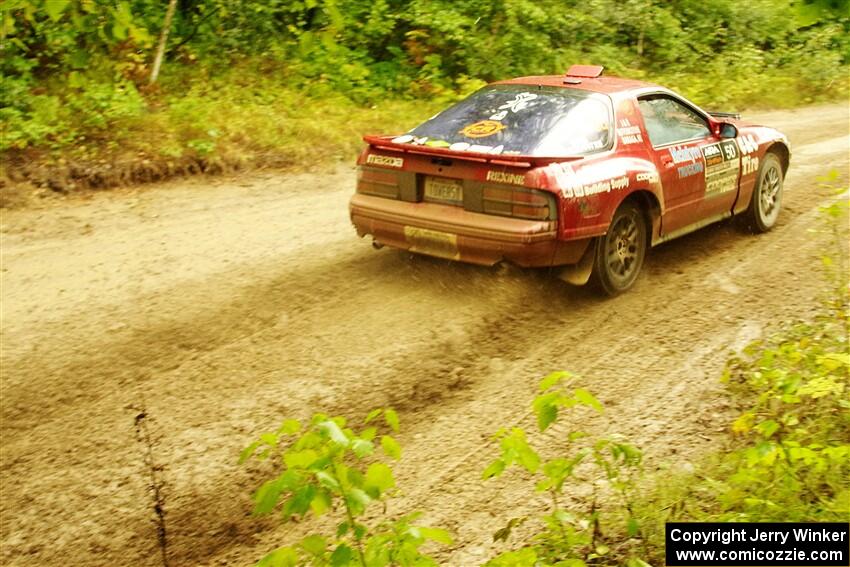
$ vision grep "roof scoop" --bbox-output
[565,64,604,78]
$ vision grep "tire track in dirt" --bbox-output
[1,104,847,566]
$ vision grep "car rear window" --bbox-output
[402,85,613,157]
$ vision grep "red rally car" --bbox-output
[349,65,790,295]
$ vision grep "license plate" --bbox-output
[404,226,459,260]
[424,176,463,204]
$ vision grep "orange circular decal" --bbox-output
[460,120,506,138]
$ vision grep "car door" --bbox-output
[636,94,715,235]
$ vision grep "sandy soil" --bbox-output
[1,103,848,566]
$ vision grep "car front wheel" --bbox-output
[591,201,647,296]
[746,152,784,233]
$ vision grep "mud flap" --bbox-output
[557,238,596,286]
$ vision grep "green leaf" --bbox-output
[482,459,506,479]
[318,420,350,447]
[419,526,453,545]
[627,517,640,537]
[300,534,327,556]
[365,462,395,494]
[239,440,261,464]
[539,371,570,391]
[556,560,587,567]
[755,419,780,439]
[351,439,374,458]
[384,409,400,432]
[253,478,284,515]
[283,484,316,519]
[257,546,299,567]
[315,470,340,491]
[45,0,70,21]
[330,544,352,566]
[364,408,382,424]
[381,435,402,460]
[485,547,538,566]
[310,489,332,516]
[284,449,318,469]
[260,432,278,447]
[279,419,301,435]
[574,388,603,412]
[536,401,558,432]
[347,488,372,514]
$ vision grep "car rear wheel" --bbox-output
[746,152,783,233]
[591,201,647,296]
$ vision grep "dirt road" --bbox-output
[1,104,848,566]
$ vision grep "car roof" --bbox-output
[492,74,661,95]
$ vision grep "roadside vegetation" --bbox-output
[2,0,849,191]
[243,189,849,566]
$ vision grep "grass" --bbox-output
[2,63,848,194]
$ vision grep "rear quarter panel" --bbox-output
[528,95,664,241]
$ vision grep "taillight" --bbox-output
[357,167,399,198]
[482,186,554,220]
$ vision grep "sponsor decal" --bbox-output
[737,133,759,155]
[424,139,451,148]
[678,162,704,178]
[636,171,659,183]
[462,92,538,137]
[499,92,538,113]
[460,120,506,138]
[486,170,525,185]
[669,145,703,164]
[617,118,643,145]
[610,176,629,190]
[742,155,759,176]
[701,139,741,194]
[366,154,404,168]
[547,161,629,198]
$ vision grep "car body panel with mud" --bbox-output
[350,65,790,294]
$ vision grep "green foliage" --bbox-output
[241,408,451,566]
[1,0,848,168]
[482,372,646,566]
[709,189,850,522]
[631,199,849,565]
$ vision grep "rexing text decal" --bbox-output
[486,171,525,185]
[702,139,740,194]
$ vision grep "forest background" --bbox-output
[1,0,848,188]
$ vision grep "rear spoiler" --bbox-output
[707,111,741,120]
[362,135,582,168]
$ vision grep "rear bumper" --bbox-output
[349,194,590,267]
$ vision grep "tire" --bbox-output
[590,201,647,296]
[746,152,784,233]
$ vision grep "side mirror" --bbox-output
[719,123,738,139]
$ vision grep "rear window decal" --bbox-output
[460,120,507,138]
